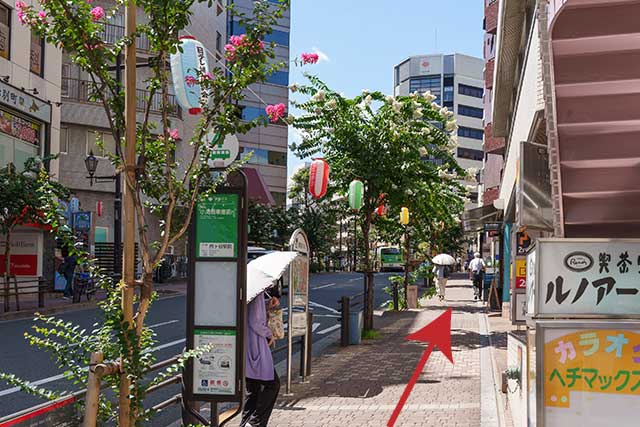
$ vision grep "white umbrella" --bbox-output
[432,254,456,266]
[246,251,298,302]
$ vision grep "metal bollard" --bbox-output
[38,277,45,308]
[306,312,313,377]
[340,296,349,347]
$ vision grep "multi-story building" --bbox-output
[393,53,485,207]
[0,0,62,281]
[228,0,290,206]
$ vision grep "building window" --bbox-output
[216,31,222,53]
[266,70,288,86]
[443,86,454,103]
[87,130,116,158]
[458,104,484,119]
[458,84,484,98]
[271,191,286,206]
[0,3,10,60]
[230,21,289,47]
[59,126,68,153]
[30,33,44,76]
[458,126,484,140]
[240,147,287,166]
[267,150,286,166]
[240,105,267,122]
[457,147,484,161]
[409,75,441,103]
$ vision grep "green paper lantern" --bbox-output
[349,179,364,211]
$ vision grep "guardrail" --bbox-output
[2,276,49,313]
[338,291,365,347]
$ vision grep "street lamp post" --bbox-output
[84,151,122,281]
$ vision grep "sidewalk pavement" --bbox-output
[226,274,512,427]
[0,279,187,321]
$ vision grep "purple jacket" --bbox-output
[245,292,274,381]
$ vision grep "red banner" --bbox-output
[0,254,38,276]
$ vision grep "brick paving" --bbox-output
[227,274,511,427]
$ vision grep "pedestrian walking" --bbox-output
[433,264,450,301]
[58,247,76,300]
[241,290,280,427]
[469,252,486,301]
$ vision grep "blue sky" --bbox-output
[286,0,485,178]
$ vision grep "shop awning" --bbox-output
[462,204,501,232]
[242,167,275,205]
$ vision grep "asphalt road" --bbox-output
[0,271,395,425]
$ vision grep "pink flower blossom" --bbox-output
[184,75,197,87]
[265,103,286,123]
[15,1,27,10]
[224,44,237,61]
[202,71,214,81]
[17,10,27,25]
[301,52,319,64]
[167,128,179,140]
[229,34,247,47]
[37,10,46,22]
[90,6,104,22]
[84,42,100,51]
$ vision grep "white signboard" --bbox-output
[192,329,236,395]
[206,132,239,168]
[532,239,640,317]
[527,247,536,315]
[512,291,527,324]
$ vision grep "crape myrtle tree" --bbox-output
[247,200,292,249]
[290,75,462,329]
[288,165,341,270]
[8,0,290,424]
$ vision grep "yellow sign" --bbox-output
[544,329,640,408]
[515,258,526,288]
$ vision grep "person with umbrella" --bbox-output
[431,254,455,301]
[242,251,297,427]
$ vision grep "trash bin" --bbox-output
[349,310,363,345]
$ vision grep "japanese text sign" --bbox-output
[542,325,640,426]
[195,194,238,258]
[530,239,640,317]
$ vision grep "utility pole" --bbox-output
[114,53,122,281]
[119,1,136,425]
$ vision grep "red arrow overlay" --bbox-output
[387,308,454,427]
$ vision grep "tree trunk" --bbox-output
[361,211,374,330]
[4,230,10,312]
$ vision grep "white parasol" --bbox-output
[246,251,298,302]
[431,254,456,266]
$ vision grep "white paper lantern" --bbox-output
[170,36,210,115]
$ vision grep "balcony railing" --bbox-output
[61,77,182,119]
[98,22,151,52]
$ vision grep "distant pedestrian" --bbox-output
[58,247,76,300]
[242,291,280,427]
[433,264,450,301]
[469,252,486,301]
[456,257,462,272]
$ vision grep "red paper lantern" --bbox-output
[308,158,329,199]
[375,205,387,217]
[96,201,104,217]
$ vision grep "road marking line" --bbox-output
[313,282,337,290]
[148,319,179,329]
[317,324,340,335]
[312,314,340,318]
[312,322,321,332]
[0,338,187,397]
[308,301,340,314]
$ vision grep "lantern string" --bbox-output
[182,29,293,126]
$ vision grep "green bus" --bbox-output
[377,246,403,272]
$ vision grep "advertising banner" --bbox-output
[0,232,39,276]
[192,329,236,396]
[195,194,238,258]
[540,324,640,426]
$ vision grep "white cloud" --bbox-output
[311,46,330,63]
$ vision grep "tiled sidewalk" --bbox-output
[231,275,509,427]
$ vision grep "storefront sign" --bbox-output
[517,231,531,255]
[512,291,527,324]
[0,232,39,276]
[529,239,640,317]
[195,194,238,258]
[515,258,527,289]
[0,81,51,124]
[72,212,91,231]
[192,329,236,396]
[0,109,41,145]
[539,323,640,426]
